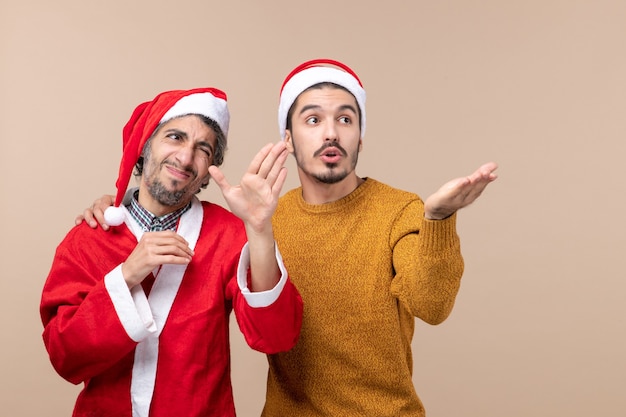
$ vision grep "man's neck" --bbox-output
[129,189,192,232]
[299,173,365,205]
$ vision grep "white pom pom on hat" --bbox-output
[104,206,126,227]
[278,58,366,140]
[104,87,230,227]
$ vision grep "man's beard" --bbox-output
[146,178,193,206]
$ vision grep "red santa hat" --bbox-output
[104,87,230,226]
[278,58,366,140]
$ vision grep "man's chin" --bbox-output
[314,172,347,185]
[150,186,191,207]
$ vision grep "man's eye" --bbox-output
[306,116,319,125]
[339,116,351,124]
[167,133,182,141]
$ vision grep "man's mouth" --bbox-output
[315,142,347,156]
[164,163,194,181]
[316,141,348,163]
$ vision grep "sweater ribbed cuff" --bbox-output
[419,212,460,253]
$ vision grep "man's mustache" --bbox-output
[314,142,348,157]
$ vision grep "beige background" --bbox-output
[2,1,625,416]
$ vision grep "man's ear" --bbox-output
[284,130,295,153]
[358,138,363,152]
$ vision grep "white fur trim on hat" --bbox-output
[161,92,230,138]
[278,66,366,140]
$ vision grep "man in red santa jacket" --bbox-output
[40,87,303,417]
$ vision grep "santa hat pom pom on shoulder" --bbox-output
[104,206,126,227]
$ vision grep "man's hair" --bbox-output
[285,82,362,133]
[134,114,227,190]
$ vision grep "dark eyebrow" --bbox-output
[163,128,188,138]
[338,104,358,115]
[163,128,214,152]
[298,104,321,115]
[298,104,358,116]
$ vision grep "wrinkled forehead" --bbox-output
[152,114,220,138]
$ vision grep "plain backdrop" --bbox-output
[1,1,625,416]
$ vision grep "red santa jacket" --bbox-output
[40,198,302,417]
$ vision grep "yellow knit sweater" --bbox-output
[263,178,464,416]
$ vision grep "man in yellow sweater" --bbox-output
[80,58,498,416]
[262,58,497,416]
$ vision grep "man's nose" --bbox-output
[324,121,338,142]
[174,144,194,166]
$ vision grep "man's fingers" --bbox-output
[141,231,192,250]
[474,162,499,181]
[151,234,193,256]
[247,143,275,176]
[265,147,289,186]
[155,254,193,265]
[271,167,289,199]
[165,244,193,259]
[76,195,116,230]
[149,244,194,261]
[208,165,230,192]
[453,166,498,208]
[254,142,288,179]
[81,208,98,228]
